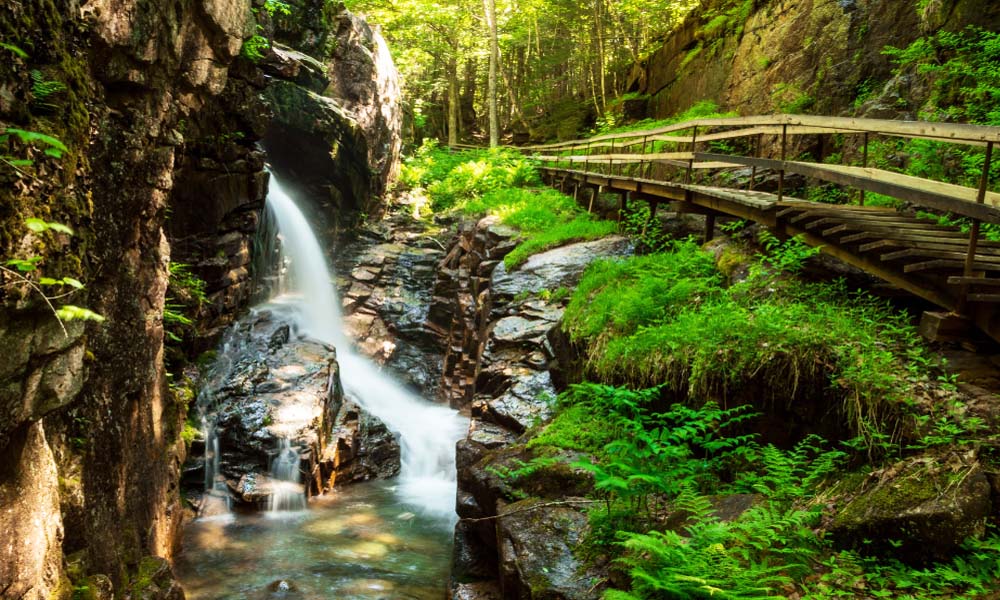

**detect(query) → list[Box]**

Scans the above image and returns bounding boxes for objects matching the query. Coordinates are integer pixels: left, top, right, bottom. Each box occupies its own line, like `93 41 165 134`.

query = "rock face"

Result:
0 0 401 596
265 0 402 233
0 0 258 595
0 422 65 600
426 218 631 597
632 0 1000 120
187 309 400 509
336 209 452 397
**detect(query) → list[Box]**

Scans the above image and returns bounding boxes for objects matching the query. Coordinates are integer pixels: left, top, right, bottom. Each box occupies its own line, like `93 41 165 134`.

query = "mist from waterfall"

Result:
265 175 467 520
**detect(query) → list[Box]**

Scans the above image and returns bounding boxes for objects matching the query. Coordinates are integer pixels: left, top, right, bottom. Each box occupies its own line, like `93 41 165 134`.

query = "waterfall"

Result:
200 412 233 518
265 175 467 520
267 438 307 512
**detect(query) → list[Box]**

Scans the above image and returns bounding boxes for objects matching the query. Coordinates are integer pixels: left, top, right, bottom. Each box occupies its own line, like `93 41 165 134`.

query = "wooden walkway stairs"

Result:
511 115 1000 343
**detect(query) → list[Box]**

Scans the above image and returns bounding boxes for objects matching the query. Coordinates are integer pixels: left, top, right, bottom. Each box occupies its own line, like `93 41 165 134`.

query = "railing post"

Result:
645 136 654 180
609 139 615 176
584 142 592 173
778 124 788 202
687 125 698 184
962 141 994 292
860 132 870 206
749 133 762 191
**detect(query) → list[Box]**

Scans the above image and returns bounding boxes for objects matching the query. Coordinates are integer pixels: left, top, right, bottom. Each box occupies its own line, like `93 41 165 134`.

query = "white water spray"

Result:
267 438 307 512
265 176 467 520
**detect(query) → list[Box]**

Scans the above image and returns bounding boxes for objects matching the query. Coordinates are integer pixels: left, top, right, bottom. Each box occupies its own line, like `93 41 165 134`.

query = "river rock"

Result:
491 236 633 304
829 451 993 562
452 581 504 600
496 499 603 600
185 309 400 509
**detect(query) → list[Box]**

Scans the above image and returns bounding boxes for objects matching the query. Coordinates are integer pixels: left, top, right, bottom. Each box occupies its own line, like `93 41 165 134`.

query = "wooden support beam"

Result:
948 276 1000 287
919 311 972 342
705 213 717 243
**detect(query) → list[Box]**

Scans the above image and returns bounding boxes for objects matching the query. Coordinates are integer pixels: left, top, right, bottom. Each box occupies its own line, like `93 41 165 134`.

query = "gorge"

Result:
4 0 1000 599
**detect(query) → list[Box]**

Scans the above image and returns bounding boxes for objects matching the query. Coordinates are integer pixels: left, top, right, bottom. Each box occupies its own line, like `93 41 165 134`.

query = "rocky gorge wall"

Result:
628 0 1000 120
0 0 400 597
423 217 632 598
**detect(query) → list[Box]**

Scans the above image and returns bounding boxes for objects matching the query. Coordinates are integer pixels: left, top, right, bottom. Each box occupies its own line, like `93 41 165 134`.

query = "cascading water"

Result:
199 418 232 517
265 175 467 519
177 173 464 598
267 438 307 512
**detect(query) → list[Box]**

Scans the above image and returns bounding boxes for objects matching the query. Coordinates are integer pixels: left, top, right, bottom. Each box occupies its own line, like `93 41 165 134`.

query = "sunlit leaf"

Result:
55 305 105 322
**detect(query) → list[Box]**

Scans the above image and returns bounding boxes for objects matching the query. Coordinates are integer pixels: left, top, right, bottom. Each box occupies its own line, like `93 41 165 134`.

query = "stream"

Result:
175 481 452 599
175 175 465 598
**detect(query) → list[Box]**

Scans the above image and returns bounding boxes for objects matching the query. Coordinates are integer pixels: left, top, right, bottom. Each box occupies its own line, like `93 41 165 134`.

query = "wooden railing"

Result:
504 113 1000 340
521 114 998 272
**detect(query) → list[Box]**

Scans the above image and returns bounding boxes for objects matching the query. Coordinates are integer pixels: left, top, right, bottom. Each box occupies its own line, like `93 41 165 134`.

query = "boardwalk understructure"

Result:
516 115 1000 342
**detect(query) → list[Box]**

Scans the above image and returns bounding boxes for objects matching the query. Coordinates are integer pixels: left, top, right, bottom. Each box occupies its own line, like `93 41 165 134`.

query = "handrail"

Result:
523 114 1000 151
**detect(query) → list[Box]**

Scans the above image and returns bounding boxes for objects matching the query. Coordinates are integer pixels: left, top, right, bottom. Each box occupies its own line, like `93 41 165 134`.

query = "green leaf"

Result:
25 218 47 232
4 128 69 154
0 42 28 59
23 218 73 235
4 257 42 272
62 277 84 289
55 305 105 323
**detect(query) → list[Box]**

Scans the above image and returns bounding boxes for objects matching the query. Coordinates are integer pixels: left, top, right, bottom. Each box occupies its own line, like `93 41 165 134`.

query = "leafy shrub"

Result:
884 27 1000 125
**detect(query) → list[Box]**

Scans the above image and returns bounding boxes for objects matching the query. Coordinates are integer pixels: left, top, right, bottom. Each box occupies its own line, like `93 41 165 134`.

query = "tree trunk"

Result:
447 52 460 146
484 0 499 147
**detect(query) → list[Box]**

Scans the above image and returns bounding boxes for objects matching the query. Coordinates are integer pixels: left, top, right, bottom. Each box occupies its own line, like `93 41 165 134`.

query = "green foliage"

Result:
504 217 617 269
0 42 29 59
2 219 103 330
884 27 1000 125
30 69 67 113
263 0 292 15
772 82 815 114
1 127 69 166
405 143 618 266
564 242 933 444
241 34 270 61
595 101 738 137
802 533 1000 599
756 230 821 273
55 305 105 323
164 262 206 345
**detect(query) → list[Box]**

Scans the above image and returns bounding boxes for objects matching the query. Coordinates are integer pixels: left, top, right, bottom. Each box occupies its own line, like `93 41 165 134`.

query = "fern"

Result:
30 69 66 113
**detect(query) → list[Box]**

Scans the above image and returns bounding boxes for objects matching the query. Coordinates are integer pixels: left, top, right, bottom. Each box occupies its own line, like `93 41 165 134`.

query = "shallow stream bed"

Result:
175 481 453 599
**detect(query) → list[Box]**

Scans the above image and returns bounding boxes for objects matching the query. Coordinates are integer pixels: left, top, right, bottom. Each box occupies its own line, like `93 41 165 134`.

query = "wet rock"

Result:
262 43 330 92
320 401 402 487
496 499 603 600
185 310 399 509
491 236 632 303
452 580 504 600
829 452 993 562
130 556 185 600
475 371 556 434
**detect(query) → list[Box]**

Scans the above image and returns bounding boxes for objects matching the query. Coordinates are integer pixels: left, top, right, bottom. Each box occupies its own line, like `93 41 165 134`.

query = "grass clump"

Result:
564 237 934 442
402 142 618 268
400 140 538 211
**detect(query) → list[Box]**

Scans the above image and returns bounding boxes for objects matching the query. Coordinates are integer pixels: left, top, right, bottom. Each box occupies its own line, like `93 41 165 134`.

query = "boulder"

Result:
496 499 603 600
491 236 633 304
829 452 993 562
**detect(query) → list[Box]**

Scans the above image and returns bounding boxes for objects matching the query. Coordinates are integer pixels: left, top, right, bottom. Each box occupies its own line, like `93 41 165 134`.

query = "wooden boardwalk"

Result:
517 114 1000 342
